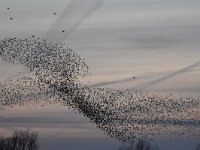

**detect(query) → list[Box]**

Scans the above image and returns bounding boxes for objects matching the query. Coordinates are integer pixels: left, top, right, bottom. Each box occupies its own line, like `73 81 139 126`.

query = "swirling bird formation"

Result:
0 37 199 144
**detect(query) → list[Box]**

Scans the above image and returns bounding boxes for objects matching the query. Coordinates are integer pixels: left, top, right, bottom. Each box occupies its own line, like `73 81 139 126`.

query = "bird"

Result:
54 12 56 15
10 17 13 20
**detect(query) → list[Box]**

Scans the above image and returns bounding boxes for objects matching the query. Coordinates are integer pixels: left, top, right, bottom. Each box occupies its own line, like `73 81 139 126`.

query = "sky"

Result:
0 0 200 149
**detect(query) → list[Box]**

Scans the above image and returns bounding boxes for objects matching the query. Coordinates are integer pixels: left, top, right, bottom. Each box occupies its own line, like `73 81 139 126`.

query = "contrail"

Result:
134 61 200 90
89 60 200 88
89 61 200 89
43 0 104 42
3 0 104 80
89 76 148 88
89 78 135 88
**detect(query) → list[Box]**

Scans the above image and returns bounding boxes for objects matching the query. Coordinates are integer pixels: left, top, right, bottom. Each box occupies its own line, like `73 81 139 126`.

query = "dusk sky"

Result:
0 0 200 149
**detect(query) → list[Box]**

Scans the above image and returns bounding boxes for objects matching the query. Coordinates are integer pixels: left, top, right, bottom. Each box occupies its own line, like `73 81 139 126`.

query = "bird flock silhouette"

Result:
0 37 199 144
1 0 200 144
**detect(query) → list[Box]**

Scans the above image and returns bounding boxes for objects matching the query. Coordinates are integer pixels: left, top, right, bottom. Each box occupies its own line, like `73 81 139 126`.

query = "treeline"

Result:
0 130 39 150
117 139 159 150
0 129 199 150
117 140 200 150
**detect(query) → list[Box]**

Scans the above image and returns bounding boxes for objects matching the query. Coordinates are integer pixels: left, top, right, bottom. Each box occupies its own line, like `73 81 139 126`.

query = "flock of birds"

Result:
0 37 199 144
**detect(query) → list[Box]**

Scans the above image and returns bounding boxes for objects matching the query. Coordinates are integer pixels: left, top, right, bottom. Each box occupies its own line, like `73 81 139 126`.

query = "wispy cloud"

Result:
88 61 200 89
43 0 104 42
89 77 135 88
89 75 150 88
134 61 200 90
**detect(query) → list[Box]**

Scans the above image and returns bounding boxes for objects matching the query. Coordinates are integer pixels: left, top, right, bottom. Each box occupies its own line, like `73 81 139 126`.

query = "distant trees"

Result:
117 139 160 150
195 143 200 150
0 130 39 150
117 144 134 150
117 140 200 150
0 129 199 150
